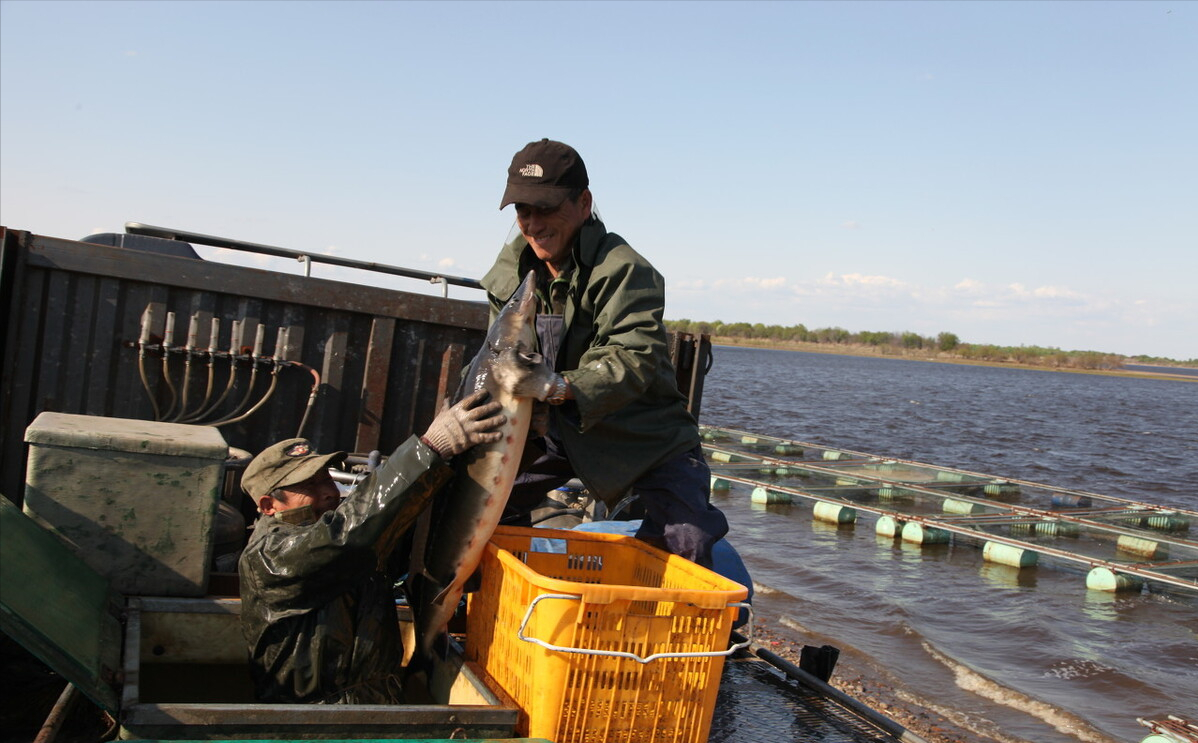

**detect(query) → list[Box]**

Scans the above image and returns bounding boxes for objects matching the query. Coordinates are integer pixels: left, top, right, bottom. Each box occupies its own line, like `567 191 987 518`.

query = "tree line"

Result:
663 319 1184 370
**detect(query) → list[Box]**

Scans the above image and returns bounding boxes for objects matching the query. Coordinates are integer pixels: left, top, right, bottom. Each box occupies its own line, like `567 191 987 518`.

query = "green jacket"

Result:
480 217 699 505
238 436 451 703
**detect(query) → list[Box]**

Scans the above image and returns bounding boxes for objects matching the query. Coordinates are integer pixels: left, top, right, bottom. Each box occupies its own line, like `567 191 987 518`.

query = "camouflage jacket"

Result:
480 216 700 505
237 436 450 703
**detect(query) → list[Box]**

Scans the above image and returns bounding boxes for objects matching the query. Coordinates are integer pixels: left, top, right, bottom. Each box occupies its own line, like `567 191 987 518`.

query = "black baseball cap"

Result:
500 139 589 210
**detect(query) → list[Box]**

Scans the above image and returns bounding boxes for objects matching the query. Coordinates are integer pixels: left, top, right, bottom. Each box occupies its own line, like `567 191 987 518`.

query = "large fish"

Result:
404 270 540 693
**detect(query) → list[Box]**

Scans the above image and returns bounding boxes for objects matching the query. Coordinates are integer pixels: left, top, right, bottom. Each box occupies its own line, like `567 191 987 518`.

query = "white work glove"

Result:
492 348 557 400
421 389 505 458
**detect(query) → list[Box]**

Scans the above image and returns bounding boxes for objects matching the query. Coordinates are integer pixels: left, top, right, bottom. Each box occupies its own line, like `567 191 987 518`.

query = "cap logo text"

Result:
519 163 544 178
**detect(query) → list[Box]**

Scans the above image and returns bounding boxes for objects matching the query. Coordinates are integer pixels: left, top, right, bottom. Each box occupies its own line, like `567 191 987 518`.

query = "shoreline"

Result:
752 621 984 743
710 338 1198 383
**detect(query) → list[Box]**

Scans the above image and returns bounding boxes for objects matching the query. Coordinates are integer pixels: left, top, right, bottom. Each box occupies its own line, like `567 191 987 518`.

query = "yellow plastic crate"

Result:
466 526 750 743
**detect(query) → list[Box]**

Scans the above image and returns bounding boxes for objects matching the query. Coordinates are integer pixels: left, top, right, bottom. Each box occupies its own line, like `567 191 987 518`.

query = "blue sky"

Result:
2 0 1194 359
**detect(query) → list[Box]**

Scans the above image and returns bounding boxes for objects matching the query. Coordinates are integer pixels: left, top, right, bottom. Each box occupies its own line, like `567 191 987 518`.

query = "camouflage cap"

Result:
241 438 346 500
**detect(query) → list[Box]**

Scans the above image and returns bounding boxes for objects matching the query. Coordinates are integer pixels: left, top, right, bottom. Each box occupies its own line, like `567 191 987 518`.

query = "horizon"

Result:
2 0 1194 359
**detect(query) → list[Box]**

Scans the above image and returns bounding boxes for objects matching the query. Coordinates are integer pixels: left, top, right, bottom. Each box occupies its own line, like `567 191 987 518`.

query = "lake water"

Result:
700 346 1198 743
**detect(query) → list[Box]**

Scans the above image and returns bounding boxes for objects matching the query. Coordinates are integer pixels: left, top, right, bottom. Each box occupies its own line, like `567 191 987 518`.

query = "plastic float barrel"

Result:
774 444 801 456
875 515 905 538
835 476 860 487
935 470 970 483
710 450 742 463
1050 493 1092 508
751 486 791 505
902 522 950 544
1139 736 1176 743
874 459 901 471
1116 535 1165 559
1035 520 1080 538
710 477 731 493
1146 514 1191 532
813 502 856 524
772 467 792 476
822 450 847 461
1086 567 1145 592
983 541 1038 568
701 430 724 442
876 486 908 501
984 480 1021 497
942 498 985 515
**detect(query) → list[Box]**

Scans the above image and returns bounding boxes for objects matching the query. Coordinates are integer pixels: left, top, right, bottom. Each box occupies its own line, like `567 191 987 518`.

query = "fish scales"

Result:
405 270 539 688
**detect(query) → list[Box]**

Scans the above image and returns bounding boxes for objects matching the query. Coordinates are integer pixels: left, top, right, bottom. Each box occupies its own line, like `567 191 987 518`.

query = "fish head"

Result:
457 271 540 401
496 270 538 345
488 270 538 355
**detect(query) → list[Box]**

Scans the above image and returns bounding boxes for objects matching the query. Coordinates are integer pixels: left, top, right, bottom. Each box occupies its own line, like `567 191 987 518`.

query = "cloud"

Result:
437 257 456 269
840 220 861 230
819 272 906 289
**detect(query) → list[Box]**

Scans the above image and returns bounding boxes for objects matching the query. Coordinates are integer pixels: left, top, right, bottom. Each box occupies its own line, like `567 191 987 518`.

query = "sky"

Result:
1 1 1195 360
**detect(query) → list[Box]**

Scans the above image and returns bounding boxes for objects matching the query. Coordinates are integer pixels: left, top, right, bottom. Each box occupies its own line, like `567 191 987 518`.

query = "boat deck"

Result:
712 648 920 743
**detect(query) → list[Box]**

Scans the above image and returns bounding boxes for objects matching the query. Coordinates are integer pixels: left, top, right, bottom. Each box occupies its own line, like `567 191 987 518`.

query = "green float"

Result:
984 479 1021 497
822 450 847 461
774 444 801 456
1086 567 1145 593
901 522 950 544
1035 520 1080 538
751 486 791 504
813 502 856 524
935 470 970 483
875 515 905 538
710 477 731 493
1146 514 1190 532
983 541 1038 568
943 498 985 515
1116 535 1165 559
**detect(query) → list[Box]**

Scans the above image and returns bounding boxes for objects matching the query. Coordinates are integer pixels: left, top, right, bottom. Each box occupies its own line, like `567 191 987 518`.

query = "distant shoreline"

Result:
709 337 1198 383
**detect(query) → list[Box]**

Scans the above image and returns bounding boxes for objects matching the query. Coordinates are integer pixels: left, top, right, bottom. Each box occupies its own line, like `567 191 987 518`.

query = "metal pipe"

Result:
126 222 483 289
33 682 80 743
181 317 220 423
210 324 265 425
170 313 200 421
291 361 321 438
754 645 931 743
137 304 162 421
159 311 178 420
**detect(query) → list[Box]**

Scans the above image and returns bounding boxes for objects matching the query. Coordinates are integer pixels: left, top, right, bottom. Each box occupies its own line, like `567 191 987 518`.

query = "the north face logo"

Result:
519 163 544 178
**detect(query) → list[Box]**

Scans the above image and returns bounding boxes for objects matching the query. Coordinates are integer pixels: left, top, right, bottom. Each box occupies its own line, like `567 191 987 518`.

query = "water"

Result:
700 346 1198 743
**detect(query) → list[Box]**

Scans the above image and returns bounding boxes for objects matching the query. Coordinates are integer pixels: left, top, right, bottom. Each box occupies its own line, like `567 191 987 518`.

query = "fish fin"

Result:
463 566 483 594
431 582 454 606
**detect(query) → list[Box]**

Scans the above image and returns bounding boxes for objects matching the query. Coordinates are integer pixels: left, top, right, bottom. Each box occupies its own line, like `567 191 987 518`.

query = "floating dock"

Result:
701 425 1198 595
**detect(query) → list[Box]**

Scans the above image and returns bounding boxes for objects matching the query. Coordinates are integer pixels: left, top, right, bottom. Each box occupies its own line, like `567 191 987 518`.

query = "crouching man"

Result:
237 389 513 704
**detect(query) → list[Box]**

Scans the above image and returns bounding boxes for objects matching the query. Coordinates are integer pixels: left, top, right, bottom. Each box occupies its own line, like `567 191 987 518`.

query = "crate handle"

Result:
516 593 754 664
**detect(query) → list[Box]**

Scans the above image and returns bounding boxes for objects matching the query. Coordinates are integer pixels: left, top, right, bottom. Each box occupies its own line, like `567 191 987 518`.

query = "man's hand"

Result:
493 348 557 400
421 389 505 458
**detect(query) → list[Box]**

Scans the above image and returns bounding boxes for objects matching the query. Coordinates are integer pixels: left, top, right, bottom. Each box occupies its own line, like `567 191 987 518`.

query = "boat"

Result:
0 223 931 742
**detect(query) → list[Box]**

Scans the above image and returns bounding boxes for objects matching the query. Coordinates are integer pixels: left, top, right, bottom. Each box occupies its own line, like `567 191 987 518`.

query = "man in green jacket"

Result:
237 389 512 704
481 138 728 567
